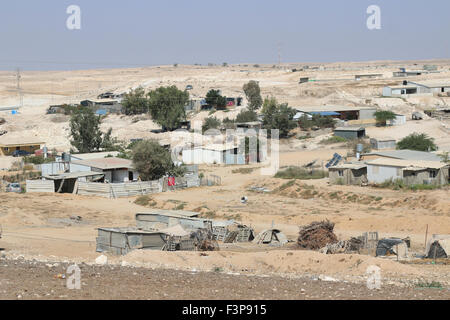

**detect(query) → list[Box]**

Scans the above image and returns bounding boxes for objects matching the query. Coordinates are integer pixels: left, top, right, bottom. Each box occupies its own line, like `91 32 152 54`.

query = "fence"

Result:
26 180 55 193
200 174 221 186
78 180 163 198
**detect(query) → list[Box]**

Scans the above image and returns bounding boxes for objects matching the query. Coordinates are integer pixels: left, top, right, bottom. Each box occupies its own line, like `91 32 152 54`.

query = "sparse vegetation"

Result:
275 167 328 180
232 167 255 174
134 195 157 207
415 281 443 289
320 136 347 144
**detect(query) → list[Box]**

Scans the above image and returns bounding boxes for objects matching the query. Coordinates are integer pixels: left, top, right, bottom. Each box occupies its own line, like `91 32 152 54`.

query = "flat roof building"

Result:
334 127 366 140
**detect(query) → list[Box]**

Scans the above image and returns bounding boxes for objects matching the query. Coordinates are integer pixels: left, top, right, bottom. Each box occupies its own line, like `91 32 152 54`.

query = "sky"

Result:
0 0 449 70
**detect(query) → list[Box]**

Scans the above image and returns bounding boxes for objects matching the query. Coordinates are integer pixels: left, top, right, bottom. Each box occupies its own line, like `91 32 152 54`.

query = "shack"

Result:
96 228 169 255
366 158 449 186
42 171 105 193
135 211 212 232
334 127 366 140
328 163 368 185
70 157 139 183
370 138 396 150
0 139 45 156
426 235 450 259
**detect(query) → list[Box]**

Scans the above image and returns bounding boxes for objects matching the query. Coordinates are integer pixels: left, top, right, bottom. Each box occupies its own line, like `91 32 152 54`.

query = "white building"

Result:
182 144 245 165
387 114 407 126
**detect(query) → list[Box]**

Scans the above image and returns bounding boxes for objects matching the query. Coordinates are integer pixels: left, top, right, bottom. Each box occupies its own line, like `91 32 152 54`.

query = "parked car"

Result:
6 183 21 193
186 85 193 90
12 150 30 157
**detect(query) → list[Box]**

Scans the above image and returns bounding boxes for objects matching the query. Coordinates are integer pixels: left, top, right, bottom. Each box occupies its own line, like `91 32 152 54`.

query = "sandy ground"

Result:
0 159 449 289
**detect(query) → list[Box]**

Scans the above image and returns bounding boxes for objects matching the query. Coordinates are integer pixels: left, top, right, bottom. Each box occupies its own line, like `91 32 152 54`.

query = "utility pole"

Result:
16 68 23 108
277 42 282 67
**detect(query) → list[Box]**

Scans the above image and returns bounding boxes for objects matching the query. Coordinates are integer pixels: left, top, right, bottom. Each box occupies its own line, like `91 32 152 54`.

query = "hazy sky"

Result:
0 0 449 70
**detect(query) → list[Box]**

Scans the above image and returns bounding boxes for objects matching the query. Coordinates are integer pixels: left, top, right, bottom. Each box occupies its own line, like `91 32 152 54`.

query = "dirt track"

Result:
0 258 448 300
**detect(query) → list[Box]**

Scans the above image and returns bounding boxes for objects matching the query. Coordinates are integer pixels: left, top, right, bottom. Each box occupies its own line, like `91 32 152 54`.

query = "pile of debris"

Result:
253 229 288 246
297 220 338 250
319 237 364 254
212 221 254 243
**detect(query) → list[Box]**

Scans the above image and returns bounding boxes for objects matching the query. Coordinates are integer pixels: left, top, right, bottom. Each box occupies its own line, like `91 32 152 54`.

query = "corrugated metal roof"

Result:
367 158 448 169
329 162 367 170
71 151 120 160
363 150 441 161
72 157 133 170
334 127 365 132
43 171 105 180
296 105 376 113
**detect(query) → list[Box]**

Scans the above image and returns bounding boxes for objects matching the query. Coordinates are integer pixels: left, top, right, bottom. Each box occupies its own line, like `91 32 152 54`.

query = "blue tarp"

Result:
310 111 341 116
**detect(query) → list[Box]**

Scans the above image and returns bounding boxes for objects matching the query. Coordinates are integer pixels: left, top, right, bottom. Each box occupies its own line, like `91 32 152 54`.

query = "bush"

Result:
275 167 328 180
236 110 258 123
320 136 347 144
374 110 396 126
24 156 55 165
397 133 438 152
132 140 185 181
202 117 221 133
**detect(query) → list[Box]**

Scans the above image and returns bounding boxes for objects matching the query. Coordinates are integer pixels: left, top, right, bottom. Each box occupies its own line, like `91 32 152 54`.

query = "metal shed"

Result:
135 211 212 232
370 138 396 150
334 127 366 140
96 228 168 255
329 163 368 185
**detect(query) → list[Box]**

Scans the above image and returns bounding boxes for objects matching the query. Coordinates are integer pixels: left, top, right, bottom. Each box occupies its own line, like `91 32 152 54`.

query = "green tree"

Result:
205 89 227 109
122 87 149 115
70 107 105 153
202 116 221 133
374 110 397 126
261 97 296 138
236 110 258 123
132 140 184 181
147 86 189 131
397 133 438 152
243 80 263 111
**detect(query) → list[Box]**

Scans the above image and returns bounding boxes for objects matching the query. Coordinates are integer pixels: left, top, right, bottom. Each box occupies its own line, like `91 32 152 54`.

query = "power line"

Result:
16 67 23 108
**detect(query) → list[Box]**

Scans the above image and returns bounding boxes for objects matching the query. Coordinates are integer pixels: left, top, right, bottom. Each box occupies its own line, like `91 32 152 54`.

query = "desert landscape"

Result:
0 61 449 300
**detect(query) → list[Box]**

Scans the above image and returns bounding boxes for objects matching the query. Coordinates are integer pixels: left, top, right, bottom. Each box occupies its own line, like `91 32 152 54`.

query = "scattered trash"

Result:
298 220 338 250
320 237 364 254
254 229 288 246
376 238 408 259
95 255 108 265
249 186 271 193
